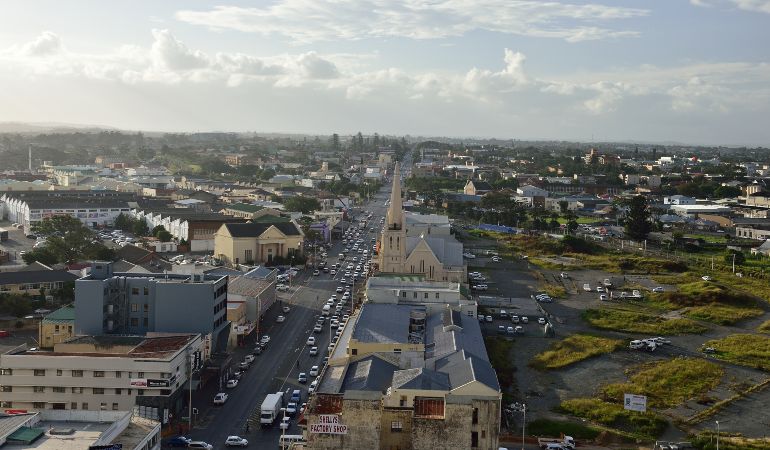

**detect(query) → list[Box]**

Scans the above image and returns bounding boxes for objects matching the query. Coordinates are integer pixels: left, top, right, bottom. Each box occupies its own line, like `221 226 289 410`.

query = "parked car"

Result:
282 306 291 313
244 354 255 363
538 318 547 325
224 436 249 447
485 315 493 323
702 275 712 281
521 316 529 324
226 379 238 388
276 315 286 323
279 416 291 430
306 336 316 346
652 287 664 293
213 392 228 405
309 365 320 376
511 315 520 323
298 372 307 383
165 436 192 447
260 335 271 345
188 441 213 450
309 346 318 356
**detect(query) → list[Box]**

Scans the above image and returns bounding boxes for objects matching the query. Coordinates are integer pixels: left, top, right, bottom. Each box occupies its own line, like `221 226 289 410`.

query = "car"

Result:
650 336 671 345
497 325 506 334
226 378 238 388
702 276 712 281
629 340 646 350
252 345 263 356
291 389 301 402
276 315 286 323
282 305 291 313
244 354 255 363
238 361 250 370
213 392 228 405
599 294 608 301
165 436 192 447
310 365 320 376
285 402 298 417
560 272 569 279
596 286 605 293
472 284 488 291
521 316 529 324
232 370 244 379
313 270 320 276
309 346 318 356
225 436 249 447
478 315 485 322
652 287 664 293
703 346 717 354
260 335 271 345
330 269 336 275
511 315 519 323
188 442 213 450
515 326 523 333
313 324 323 333
276 284 289 292
538 318 547 325
298 372 307 383
306 336 316 346
485 315 493 323
506 326 515 334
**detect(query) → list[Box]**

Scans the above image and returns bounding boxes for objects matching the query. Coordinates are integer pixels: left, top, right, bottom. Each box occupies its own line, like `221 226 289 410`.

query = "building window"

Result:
131 287 139 295
143 318 148 327
143 303 149 313
471 431 479 448
53 387 65 393
393 349 401 354
33 402 46 409
112 403 119 410
100 403 107 410
72 387 83 393
93 371 105 377
56 369 62 376
82 402 88 409
115 371 122 378
93 388 104 394
424 292 428 299
1 386 11 392
467 310 475 317
0 369 11 375
138 389 145 395
481 430 486 439
115 388 122 395
72 370 83 377
1 402 11 408
143 287 149 295
391 421 403 432
71 402 77 410
131 303 139 312
472 408 479 424
34 369 45 376
351 349 358 356
435 293 440 299
130 318 139 326
138 372 144 377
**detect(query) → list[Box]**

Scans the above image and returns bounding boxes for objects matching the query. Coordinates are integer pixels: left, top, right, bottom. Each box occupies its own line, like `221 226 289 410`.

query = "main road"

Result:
184 188 390 450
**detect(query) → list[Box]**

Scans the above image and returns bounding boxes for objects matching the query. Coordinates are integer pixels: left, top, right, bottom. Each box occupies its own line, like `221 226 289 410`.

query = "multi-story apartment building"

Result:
0 334 202 416
75 262 230 353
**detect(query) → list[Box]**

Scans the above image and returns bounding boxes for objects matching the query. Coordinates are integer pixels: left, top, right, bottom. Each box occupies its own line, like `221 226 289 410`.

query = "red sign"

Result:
4 409 29 415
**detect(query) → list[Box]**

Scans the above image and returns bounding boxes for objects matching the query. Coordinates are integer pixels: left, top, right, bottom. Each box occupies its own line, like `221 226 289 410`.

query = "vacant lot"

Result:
600 357 724 408
582 308 708 335
558 398 667 439
703 334 770 371
646 281 765 325
683 304 763 325
759 320 770 333
530 334 623 370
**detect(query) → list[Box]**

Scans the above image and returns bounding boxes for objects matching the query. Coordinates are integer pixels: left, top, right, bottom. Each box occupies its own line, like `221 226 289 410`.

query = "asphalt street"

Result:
183 188 389 450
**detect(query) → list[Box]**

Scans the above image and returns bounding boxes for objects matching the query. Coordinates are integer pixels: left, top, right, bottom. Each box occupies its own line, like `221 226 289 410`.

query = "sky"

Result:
0 0 769 146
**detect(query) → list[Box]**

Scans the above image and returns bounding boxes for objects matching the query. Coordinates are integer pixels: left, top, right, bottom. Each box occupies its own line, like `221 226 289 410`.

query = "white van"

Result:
279 434 304 448
322 305 331 316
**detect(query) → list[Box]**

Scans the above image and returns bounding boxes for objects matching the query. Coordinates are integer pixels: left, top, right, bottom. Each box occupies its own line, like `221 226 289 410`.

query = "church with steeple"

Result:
378 162 467 283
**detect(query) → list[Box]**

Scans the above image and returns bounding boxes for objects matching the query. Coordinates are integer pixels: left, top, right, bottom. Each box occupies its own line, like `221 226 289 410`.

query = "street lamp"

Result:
510 402 526 450
716 420 719 450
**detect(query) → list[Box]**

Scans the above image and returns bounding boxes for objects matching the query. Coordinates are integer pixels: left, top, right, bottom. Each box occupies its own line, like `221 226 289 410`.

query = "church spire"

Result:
387 162 403 230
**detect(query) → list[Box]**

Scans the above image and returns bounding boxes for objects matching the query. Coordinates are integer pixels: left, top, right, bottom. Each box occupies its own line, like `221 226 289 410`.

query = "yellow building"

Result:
38 306 75 349
214 221 304 266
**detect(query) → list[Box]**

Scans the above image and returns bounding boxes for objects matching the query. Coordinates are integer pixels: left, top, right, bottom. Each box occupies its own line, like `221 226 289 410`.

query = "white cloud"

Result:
6 31 65 56
175 1 648 43
690 0 770 13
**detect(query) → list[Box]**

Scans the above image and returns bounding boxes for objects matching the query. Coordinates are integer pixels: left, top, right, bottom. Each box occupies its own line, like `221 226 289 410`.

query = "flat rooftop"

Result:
352 304 425 344
22 334 195 359
22 420 110 450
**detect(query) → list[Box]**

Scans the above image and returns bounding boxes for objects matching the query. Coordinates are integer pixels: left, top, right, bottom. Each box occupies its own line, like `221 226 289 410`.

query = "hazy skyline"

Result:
0 0 769 145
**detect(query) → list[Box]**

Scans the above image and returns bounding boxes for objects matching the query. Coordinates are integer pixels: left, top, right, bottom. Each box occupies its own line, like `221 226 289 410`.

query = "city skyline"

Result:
0 0 769 146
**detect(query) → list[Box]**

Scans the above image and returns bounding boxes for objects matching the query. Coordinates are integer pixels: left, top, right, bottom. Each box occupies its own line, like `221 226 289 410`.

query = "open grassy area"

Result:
703 334 770 371
484 336 514 394
758 320 770 333
530 334 624 370
582 308 708 335
539 283 567 299
568 253 689 274
683 304 764 325
691 432 770 450
601 357 723 408
644 281 764 325
527 418 601 439
559 398 667 439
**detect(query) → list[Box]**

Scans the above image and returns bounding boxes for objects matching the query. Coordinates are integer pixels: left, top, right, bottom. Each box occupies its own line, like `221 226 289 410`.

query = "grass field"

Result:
683 304 764 325
558 398 667 439
691 433 770 450
484 336 514 394
703 334 770 371
539 284 567 299
601 357 723 408
644 281 764 325
759 320 770 333
582 308 708 335
530 334 624 370
526 418 601 439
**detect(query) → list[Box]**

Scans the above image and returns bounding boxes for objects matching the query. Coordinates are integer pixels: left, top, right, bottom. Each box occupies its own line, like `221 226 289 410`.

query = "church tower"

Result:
379 162 407 273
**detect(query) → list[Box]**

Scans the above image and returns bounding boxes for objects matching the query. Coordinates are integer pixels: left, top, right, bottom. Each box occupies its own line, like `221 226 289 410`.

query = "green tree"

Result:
624 195 652 242
133 220 149 237
32 216 95 263
725 249 745 266
151 225 166 236
156 230 173 242
22 247 58 266
284 196 321 214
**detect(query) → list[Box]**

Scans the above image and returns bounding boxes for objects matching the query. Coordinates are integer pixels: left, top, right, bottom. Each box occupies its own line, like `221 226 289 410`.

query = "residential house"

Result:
38 306 75 349
463 180 493 196
214 221 304 266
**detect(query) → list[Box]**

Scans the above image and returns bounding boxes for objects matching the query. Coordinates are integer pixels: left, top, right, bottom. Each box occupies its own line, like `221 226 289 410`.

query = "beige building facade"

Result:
214 221 304 265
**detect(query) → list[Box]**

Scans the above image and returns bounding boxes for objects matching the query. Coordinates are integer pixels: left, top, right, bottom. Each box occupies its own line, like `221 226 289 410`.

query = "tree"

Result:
32 215 95 263
151 225 166 236
133 220 149 237
156 230 173 242
22 247 58 266
624 195 652 242
725 249 745 266
284 196 321 214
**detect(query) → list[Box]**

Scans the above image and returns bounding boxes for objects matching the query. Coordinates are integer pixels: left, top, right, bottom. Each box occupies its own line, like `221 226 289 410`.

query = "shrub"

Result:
530 334 623 370
559 398 667 439
582 308 707 335
703 334 770 371
527 419 600 439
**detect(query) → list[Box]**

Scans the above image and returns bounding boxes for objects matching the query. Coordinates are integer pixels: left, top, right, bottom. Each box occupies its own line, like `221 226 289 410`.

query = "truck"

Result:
537 436 576 450
260 392 284 426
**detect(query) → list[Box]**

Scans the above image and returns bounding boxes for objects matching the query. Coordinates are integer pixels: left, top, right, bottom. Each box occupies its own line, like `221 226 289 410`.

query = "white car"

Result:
652 287 664 293
462 252 476 259
225 436 248 447
596 286 605 293
283 306 291 313
599 294 608 301
276 315 286 323
309 346 318 356
308 378 319 394
538 318 547 325
492 256 502 262
279 416 291 430
226 379 238 388
309 365 320 376
485 315 493 323
276 284 289 291
313 270 320 276
260 335 271 345
306 336 316 346
213 392 228 405
702 276 712 281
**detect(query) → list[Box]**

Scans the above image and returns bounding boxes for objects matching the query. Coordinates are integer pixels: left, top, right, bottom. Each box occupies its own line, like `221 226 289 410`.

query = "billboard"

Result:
130 378 171 388
309 414 348 434
623 393 647 412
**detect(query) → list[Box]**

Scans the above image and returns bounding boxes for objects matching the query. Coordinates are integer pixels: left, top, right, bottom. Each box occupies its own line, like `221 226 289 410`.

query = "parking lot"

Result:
0 220 38 263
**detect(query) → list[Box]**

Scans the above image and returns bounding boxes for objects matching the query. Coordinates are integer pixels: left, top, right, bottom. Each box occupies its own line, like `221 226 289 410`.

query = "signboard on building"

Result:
309 414 348 434
130 378 171 388
623 393 647 412
89 445 123 450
